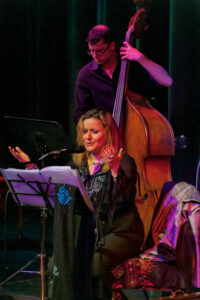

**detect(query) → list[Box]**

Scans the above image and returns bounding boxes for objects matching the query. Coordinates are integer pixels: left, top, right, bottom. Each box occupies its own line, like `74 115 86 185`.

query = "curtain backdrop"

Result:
169 0 200 184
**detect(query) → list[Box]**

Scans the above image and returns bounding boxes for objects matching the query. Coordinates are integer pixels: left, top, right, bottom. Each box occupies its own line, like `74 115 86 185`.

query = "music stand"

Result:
3 115 73 239
0 168 54 299
0 166 93 300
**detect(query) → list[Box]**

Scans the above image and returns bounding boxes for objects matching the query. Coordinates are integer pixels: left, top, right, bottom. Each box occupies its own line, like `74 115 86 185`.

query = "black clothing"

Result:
51 153 144 299
74 60 120 123
74 59 159 123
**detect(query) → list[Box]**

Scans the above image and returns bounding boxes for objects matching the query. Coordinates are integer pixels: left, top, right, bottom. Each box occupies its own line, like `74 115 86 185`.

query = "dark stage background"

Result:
0 0 200 185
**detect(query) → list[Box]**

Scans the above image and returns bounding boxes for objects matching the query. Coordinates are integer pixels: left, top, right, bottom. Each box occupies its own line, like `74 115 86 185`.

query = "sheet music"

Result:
0 168 55 208
39 166 93 211
0 166 94 211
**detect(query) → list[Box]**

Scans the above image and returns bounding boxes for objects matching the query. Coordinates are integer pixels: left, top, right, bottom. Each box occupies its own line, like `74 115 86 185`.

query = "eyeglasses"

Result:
87 43 110 56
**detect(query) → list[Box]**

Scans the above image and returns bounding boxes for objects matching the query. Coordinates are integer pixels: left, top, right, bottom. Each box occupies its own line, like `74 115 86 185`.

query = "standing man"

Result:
74 24 172 123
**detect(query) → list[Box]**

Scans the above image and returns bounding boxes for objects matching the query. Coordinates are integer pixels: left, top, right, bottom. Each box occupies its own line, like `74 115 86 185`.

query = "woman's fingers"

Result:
8 146 30 163
102 145 116 160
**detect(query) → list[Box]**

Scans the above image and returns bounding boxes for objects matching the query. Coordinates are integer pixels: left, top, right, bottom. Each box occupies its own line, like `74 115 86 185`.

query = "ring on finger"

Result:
109 155 114 159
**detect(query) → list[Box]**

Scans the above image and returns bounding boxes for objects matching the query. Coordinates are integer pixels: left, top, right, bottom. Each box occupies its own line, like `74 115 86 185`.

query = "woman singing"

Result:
9 109 144 300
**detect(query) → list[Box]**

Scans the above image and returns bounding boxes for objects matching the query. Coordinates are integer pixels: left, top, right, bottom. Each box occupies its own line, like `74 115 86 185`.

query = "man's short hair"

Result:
86 25 113 45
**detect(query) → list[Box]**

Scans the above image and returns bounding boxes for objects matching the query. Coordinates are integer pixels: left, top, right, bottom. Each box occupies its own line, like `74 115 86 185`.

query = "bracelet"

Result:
26 163 38 170
112 174 117 178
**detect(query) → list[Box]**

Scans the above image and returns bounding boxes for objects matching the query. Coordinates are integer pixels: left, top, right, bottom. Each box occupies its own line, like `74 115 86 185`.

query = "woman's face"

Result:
82 117 107 154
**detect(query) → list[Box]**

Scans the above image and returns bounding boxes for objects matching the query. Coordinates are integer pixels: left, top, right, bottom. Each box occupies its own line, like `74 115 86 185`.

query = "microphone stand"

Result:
38 149 68 162
36 147 85 167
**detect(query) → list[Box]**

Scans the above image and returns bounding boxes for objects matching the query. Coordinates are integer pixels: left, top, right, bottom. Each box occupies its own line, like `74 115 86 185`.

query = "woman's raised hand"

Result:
101 145 123 178
8 146 31 163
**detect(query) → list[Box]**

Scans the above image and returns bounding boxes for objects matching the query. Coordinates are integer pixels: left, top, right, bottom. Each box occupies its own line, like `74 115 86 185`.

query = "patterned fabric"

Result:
78 161 107 210
112 181 200 293
112 257 156 289
145 181 200 288
112 257 184 291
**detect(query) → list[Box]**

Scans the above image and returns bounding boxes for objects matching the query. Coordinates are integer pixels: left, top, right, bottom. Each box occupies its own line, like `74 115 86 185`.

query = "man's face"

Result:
88 39 114 65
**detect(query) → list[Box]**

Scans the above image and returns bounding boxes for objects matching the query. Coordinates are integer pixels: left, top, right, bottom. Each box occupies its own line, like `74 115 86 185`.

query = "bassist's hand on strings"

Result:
120 41 143 62
120 41 172 87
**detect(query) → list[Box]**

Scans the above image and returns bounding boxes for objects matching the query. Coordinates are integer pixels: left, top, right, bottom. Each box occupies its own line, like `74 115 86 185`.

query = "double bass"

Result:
113 5 175 241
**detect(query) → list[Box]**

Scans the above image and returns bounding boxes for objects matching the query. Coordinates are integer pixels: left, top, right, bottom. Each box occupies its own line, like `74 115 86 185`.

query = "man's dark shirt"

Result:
74 59 159 123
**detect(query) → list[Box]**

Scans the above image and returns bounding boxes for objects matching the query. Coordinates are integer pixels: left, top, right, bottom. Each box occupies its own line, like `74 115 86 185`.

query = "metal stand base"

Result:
0 207 48 300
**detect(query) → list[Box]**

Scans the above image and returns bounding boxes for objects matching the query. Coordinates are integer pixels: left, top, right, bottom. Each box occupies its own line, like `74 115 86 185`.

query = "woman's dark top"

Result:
51 153 144 300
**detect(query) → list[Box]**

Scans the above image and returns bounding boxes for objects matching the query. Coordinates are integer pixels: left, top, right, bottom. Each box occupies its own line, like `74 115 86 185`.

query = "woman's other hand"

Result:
102 145 123 178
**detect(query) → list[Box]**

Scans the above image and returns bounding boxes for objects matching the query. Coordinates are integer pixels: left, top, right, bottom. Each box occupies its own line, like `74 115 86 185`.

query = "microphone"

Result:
38 146 85 161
